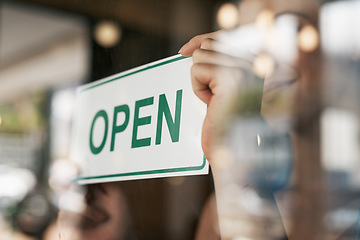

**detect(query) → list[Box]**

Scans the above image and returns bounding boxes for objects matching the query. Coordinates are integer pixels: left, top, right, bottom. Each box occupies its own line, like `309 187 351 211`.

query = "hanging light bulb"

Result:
298 24 319 52
217 3 239 29
94 20 122 48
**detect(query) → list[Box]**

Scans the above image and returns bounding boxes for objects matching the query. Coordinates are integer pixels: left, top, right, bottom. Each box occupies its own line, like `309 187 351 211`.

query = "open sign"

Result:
70 55 208 184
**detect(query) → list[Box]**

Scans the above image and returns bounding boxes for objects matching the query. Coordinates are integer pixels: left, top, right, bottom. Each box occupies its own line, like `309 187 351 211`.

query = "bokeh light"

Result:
298 24 319 52
255 9 275 29
94 20 122 48
48 159 79 193
253 53 275 78
217 3 239 29
0 165 36 201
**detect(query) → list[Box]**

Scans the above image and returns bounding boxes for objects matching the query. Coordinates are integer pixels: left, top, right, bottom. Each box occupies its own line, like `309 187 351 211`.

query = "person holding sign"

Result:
180 30 293 240
179 30 240 166
58 30 277 240
180 31 260 240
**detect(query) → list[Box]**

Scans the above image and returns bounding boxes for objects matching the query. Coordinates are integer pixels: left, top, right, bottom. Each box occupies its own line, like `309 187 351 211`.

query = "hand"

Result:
57 183 134 240
179 32 252 164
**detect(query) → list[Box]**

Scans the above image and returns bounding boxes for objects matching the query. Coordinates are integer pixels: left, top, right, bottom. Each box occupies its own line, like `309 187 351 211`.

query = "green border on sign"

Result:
75 55 207 182
81 55 188 92
75 156 207 181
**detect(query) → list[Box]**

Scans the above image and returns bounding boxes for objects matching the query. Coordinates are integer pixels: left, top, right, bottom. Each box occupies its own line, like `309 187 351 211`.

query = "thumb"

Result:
178 31 221 57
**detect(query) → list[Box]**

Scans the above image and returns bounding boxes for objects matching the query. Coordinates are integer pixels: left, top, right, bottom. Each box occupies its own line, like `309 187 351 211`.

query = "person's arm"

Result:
180 31 249 240
179 31 265 240
179 31 249 165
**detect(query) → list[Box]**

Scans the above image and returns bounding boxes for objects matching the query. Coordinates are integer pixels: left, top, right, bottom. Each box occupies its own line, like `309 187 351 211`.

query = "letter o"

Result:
89 110 109 154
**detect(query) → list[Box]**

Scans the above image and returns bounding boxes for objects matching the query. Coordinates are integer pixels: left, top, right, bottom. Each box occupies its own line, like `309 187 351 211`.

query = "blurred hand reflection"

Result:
58 182 136 240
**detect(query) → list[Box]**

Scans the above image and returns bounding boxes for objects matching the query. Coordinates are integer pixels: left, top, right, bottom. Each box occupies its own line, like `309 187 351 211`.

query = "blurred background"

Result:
0 0 359 239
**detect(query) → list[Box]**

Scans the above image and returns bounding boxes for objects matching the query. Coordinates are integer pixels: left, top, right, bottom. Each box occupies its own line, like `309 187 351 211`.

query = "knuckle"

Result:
191 63 203 78
200 38 214 49
192 48 202 60
190 64 198 74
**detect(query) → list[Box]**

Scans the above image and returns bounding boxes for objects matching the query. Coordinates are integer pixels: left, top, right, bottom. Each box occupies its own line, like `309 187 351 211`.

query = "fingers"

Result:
181 31 249 162
188 37 249 105
191 63 243 105
192 48 252 70
191 62 244 162
190 63 214 105
178 31 221 56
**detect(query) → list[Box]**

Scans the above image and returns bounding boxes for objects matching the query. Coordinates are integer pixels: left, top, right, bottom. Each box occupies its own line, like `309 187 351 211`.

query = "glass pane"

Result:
1 1 360 240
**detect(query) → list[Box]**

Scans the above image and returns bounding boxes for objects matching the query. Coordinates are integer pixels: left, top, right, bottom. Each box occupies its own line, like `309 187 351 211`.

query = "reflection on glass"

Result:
94 21 122 48
217 3 239 30
297 24 319 53
256 10 275 29
253 53 275 78
1 0 360 239
214 118 291 239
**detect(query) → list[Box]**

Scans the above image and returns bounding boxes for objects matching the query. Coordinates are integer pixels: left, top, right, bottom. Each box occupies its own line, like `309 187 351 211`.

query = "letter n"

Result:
156 89 182 145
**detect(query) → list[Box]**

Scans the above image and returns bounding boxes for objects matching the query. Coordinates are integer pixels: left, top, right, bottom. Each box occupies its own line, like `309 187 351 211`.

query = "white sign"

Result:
70 55 208 184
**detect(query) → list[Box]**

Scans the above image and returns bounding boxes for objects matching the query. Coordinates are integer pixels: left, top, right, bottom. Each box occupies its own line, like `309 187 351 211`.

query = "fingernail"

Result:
178 43 188 54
